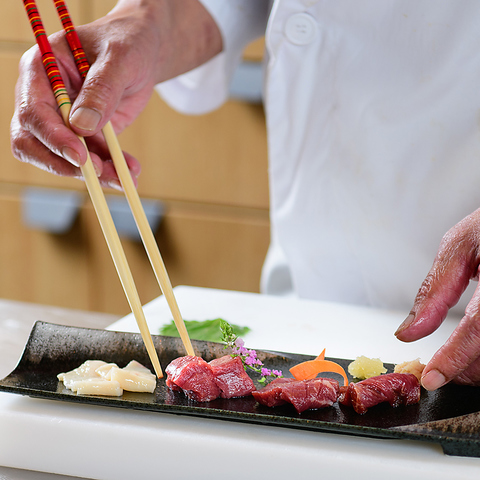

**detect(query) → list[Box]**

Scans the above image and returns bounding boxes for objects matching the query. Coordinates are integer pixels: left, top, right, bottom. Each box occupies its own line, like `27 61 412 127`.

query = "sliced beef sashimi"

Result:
252 378 296 408
209 355 256 398
253 377 340 413
279 378 340 413
165 355 220 402
339 372 420 414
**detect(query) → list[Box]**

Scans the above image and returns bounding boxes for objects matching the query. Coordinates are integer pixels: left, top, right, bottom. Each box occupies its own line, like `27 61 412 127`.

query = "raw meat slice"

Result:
252 378 296 407
253 377 340 413
279 378 340 413
339 372 420 414
209 355 256 398
166 356 220 402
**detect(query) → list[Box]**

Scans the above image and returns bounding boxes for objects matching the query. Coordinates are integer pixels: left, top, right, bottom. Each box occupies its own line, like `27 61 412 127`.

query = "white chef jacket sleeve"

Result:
155 0 269 115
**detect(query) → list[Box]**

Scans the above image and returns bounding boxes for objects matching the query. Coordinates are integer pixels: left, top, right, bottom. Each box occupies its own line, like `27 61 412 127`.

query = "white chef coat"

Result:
156 0 480 313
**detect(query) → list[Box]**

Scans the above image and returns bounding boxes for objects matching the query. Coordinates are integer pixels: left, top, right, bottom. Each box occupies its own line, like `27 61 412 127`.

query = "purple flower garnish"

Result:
220 319 283 384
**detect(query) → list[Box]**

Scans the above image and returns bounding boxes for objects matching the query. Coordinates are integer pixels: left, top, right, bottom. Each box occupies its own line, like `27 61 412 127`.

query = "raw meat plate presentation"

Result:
58 319 424 415
165 354 421 414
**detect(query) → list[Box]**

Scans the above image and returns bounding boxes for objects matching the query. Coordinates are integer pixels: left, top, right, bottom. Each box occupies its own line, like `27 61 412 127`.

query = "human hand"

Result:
10 0 221 189
395 208 480 389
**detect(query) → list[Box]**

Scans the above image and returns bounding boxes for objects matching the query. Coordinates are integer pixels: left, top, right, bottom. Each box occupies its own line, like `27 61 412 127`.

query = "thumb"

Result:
68 57 128 136
69 105 103 135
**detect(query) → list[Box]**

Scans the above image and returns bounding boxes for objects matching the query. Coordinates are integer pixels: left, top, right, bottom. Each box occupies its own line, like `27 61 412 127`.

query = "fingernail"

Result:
92 162 102 177
421 369 446 391
395 313 415 336
70 107 101 132
61 146 80 167
109 179 123 191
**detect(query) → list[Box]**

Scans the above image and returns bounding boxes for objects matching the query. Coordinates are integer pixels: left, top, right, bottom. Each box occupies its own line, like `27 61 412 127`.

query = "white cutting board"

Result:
0 286 479 480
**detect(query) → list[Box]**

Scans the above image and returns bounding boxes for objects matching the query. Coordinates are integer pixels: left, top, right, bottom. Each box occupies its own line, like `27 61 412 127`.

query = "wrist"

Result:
169 0 223 77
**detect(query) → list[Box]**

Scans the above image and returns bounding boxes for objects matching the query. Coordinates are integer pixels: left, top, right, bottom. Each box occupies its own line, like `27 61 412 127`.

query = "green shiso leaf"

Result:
159 318 250 343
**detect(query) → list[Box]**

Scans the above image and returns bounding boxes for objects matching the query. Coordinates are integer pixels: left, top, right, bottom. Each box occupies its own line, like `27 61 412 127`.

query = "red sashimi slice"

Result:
209 355 256 398
253 377 340 413
339 373 420 414
166 356 220 402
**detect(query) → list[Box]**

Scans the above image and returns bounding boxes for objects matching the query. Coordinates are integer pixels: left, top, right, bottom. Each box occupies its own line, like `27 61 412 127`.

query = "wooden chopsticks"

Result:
51 0 195 358
21 0 194 377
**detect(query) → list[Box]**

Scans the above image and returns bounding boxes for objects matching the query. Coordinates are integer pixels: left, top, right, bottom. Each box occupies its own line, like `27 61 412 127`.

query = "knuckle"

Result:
412 272 443 312
416 273 436 301
10 120 31 163
440 217 480 264
15 100 35 128
10 135 28 163
105 37 131 58
461 314 480 349
83 75 113 101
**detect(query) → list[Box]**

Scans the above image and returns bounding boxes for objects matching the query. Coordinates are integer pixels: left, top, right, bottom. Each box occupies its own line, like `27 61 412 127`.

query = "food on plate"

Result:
102 360 157 393
166 356 221 402
339 373 421 414
58 360 156 396
165 355 256 401
220 319 283 384
58 360 122 396
165 348 422 415
347 355 387 380
289 354 348 386
166 320 281 402
252 377 340 413
394 358 426 381
165 324 422 416
160 318 250 343
209 355 256 398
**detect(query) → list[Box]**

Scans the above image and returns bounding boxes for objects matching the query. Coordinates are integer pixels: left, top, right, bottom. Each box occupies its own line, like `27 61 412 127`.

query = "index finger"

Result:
12 45 87 167
395 215 480 342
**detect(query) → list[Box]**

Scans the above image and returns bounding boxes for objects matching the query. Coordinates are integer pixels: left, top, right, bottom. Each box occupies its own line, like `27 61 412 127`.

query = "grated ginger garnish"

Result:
394 358 426 382
348 355 387 380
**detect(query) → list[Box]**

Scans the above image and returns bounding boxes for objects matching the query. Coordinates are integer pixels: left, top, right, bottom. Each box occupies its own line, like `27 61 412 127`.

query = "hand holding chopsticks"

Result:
51 0 195 358
21 0 195 376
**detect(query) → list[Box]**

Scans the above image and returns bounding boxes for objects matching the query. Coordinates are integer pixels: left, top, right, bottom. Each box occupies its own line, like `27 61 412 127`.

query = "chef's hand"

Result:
395 208 480 389
10 0 221 189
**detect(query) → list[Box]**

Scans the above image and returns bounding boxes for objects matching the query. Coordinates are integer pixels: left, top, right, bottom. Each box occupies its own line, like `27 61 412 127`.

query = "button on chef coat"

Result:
284 13 317 45
156 0 480 313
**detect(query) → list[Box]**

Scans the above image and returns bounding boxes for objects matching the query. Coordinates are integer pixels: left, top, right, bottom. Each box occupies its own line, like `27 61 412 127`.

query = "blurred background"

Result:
0 1 269 315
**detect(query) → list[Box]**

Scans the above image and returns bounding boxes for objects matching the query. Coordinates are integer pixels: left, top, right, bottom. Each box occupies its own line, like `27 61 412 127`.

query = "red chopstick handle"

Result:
23 0 71 110
52 0 90 79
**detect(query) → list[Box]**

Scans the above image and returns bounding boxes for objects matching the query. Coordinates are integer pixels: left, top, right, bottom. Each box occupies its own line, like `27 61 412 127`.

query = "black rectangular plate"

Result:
1 321 480 457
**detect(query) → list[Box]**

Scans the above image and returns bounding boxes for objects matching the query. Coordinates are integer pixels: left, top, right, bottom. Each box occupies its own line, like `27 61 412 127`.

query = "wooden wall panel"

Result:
81 198 270 314
91 1 116 19
0 187 158 315
0 52 23 185
81 200 160 314
154 203 270 293
0 188 89 310
0 1 86 43
243 38 265 61
119 95 269 209
0 187 269 315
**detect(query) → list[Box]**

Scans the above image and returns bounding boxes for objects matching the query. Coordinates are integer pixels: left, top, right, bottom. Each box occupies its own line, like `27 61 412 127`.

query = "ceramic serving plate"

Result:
1 321 480 457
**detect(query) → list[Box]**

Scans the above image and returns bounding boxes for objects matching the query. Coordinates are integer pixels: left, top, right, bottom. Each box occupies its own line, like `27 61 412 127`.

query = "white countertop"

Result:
0 287 479 480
